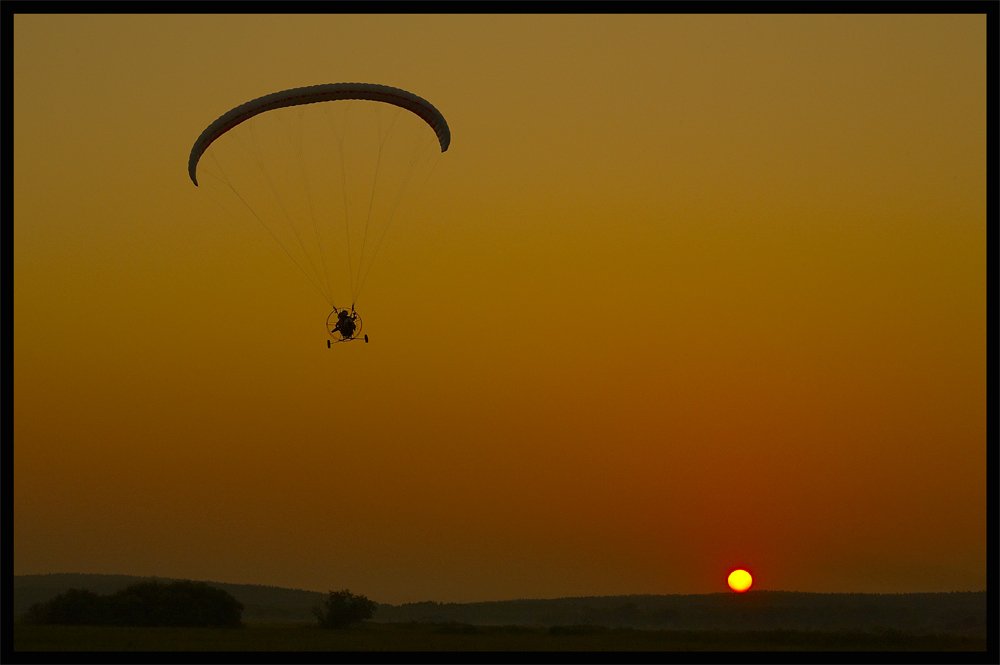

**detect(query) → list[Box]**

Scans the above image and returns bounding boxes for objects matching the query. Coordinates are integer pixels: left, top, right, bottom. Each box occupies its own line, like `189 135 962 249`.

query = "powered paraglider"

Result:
188 83 450 346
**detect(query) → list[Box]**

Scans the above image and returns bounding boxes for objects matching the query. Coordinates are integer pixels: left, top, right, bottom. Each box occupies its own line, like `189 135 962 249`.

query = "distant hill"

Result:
376 591 987 636
13 574 986 636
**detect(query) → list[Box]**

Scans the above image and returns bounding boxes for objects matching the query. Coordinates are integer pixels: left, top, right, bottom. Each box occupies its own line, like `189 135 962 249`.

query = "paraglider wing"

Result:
188 82 450 186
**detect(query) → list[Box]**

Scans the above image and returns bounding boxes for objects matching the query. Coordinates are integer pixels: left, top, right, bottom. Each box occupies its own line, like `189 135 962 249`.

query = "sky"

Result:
13 12 987 604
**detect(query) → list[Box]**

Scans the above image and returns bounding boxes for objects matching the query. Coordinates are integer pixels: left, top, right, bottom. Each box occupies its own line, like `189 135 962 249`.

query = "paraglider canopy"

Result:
188 82 450 186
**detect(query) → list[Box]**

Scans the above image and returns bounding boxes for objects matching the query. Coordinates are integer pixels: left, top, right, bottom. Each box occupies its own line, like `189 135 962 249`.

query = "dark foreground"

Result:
13 621 986 652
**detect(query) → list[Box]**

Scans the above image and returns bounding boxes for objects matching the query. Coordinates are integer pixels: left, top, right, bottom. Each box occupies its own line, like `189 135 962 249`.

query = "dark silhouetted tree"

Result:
312 589 378 628
22 588 105 625
21 580 243 627
105 580 243 627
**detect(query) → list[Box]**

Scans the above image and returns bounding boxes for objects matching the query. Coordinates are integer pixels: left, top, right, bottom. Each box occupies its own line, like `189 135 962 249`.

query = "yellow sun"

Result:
727 569 753 593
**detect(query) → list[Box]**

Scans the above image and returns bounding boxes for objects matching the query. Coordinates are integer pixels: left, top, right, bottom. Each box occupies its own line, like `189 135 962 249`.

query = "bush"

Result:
313 589 378 628
22 580 243 627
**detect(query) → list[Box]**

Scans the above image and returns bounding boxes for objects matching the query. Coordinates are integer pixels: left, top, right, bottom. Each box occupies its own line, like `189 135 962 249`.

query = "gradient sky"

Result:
13 13 986 604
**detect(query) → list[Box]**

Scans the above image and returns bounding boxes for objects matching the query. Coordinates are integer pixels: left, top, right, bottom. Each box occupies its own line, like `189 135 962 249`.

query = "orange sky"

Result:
13 12 987 604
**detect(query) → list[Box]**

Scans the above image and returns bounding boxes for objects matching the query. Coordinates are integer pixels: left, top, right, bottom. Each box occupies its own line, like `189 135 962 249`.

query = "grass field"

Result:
12 621 987 652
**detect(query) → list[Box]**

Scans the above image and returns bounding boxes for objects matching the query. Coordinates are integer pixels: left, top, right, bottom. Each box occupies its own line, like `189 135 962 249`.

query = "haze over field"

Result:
13 12 986 605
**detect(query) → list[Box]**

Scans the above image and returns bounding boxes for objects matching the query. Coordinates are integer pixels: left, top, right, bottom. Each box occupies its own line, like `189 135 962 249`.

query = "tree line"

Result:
22 580 244 627
22 580 377 629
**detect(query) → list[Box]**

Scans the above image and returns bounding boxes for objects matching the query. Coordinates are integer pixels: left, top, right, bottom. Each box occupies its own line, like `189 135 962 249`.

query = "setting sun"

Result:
728 569 753 593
